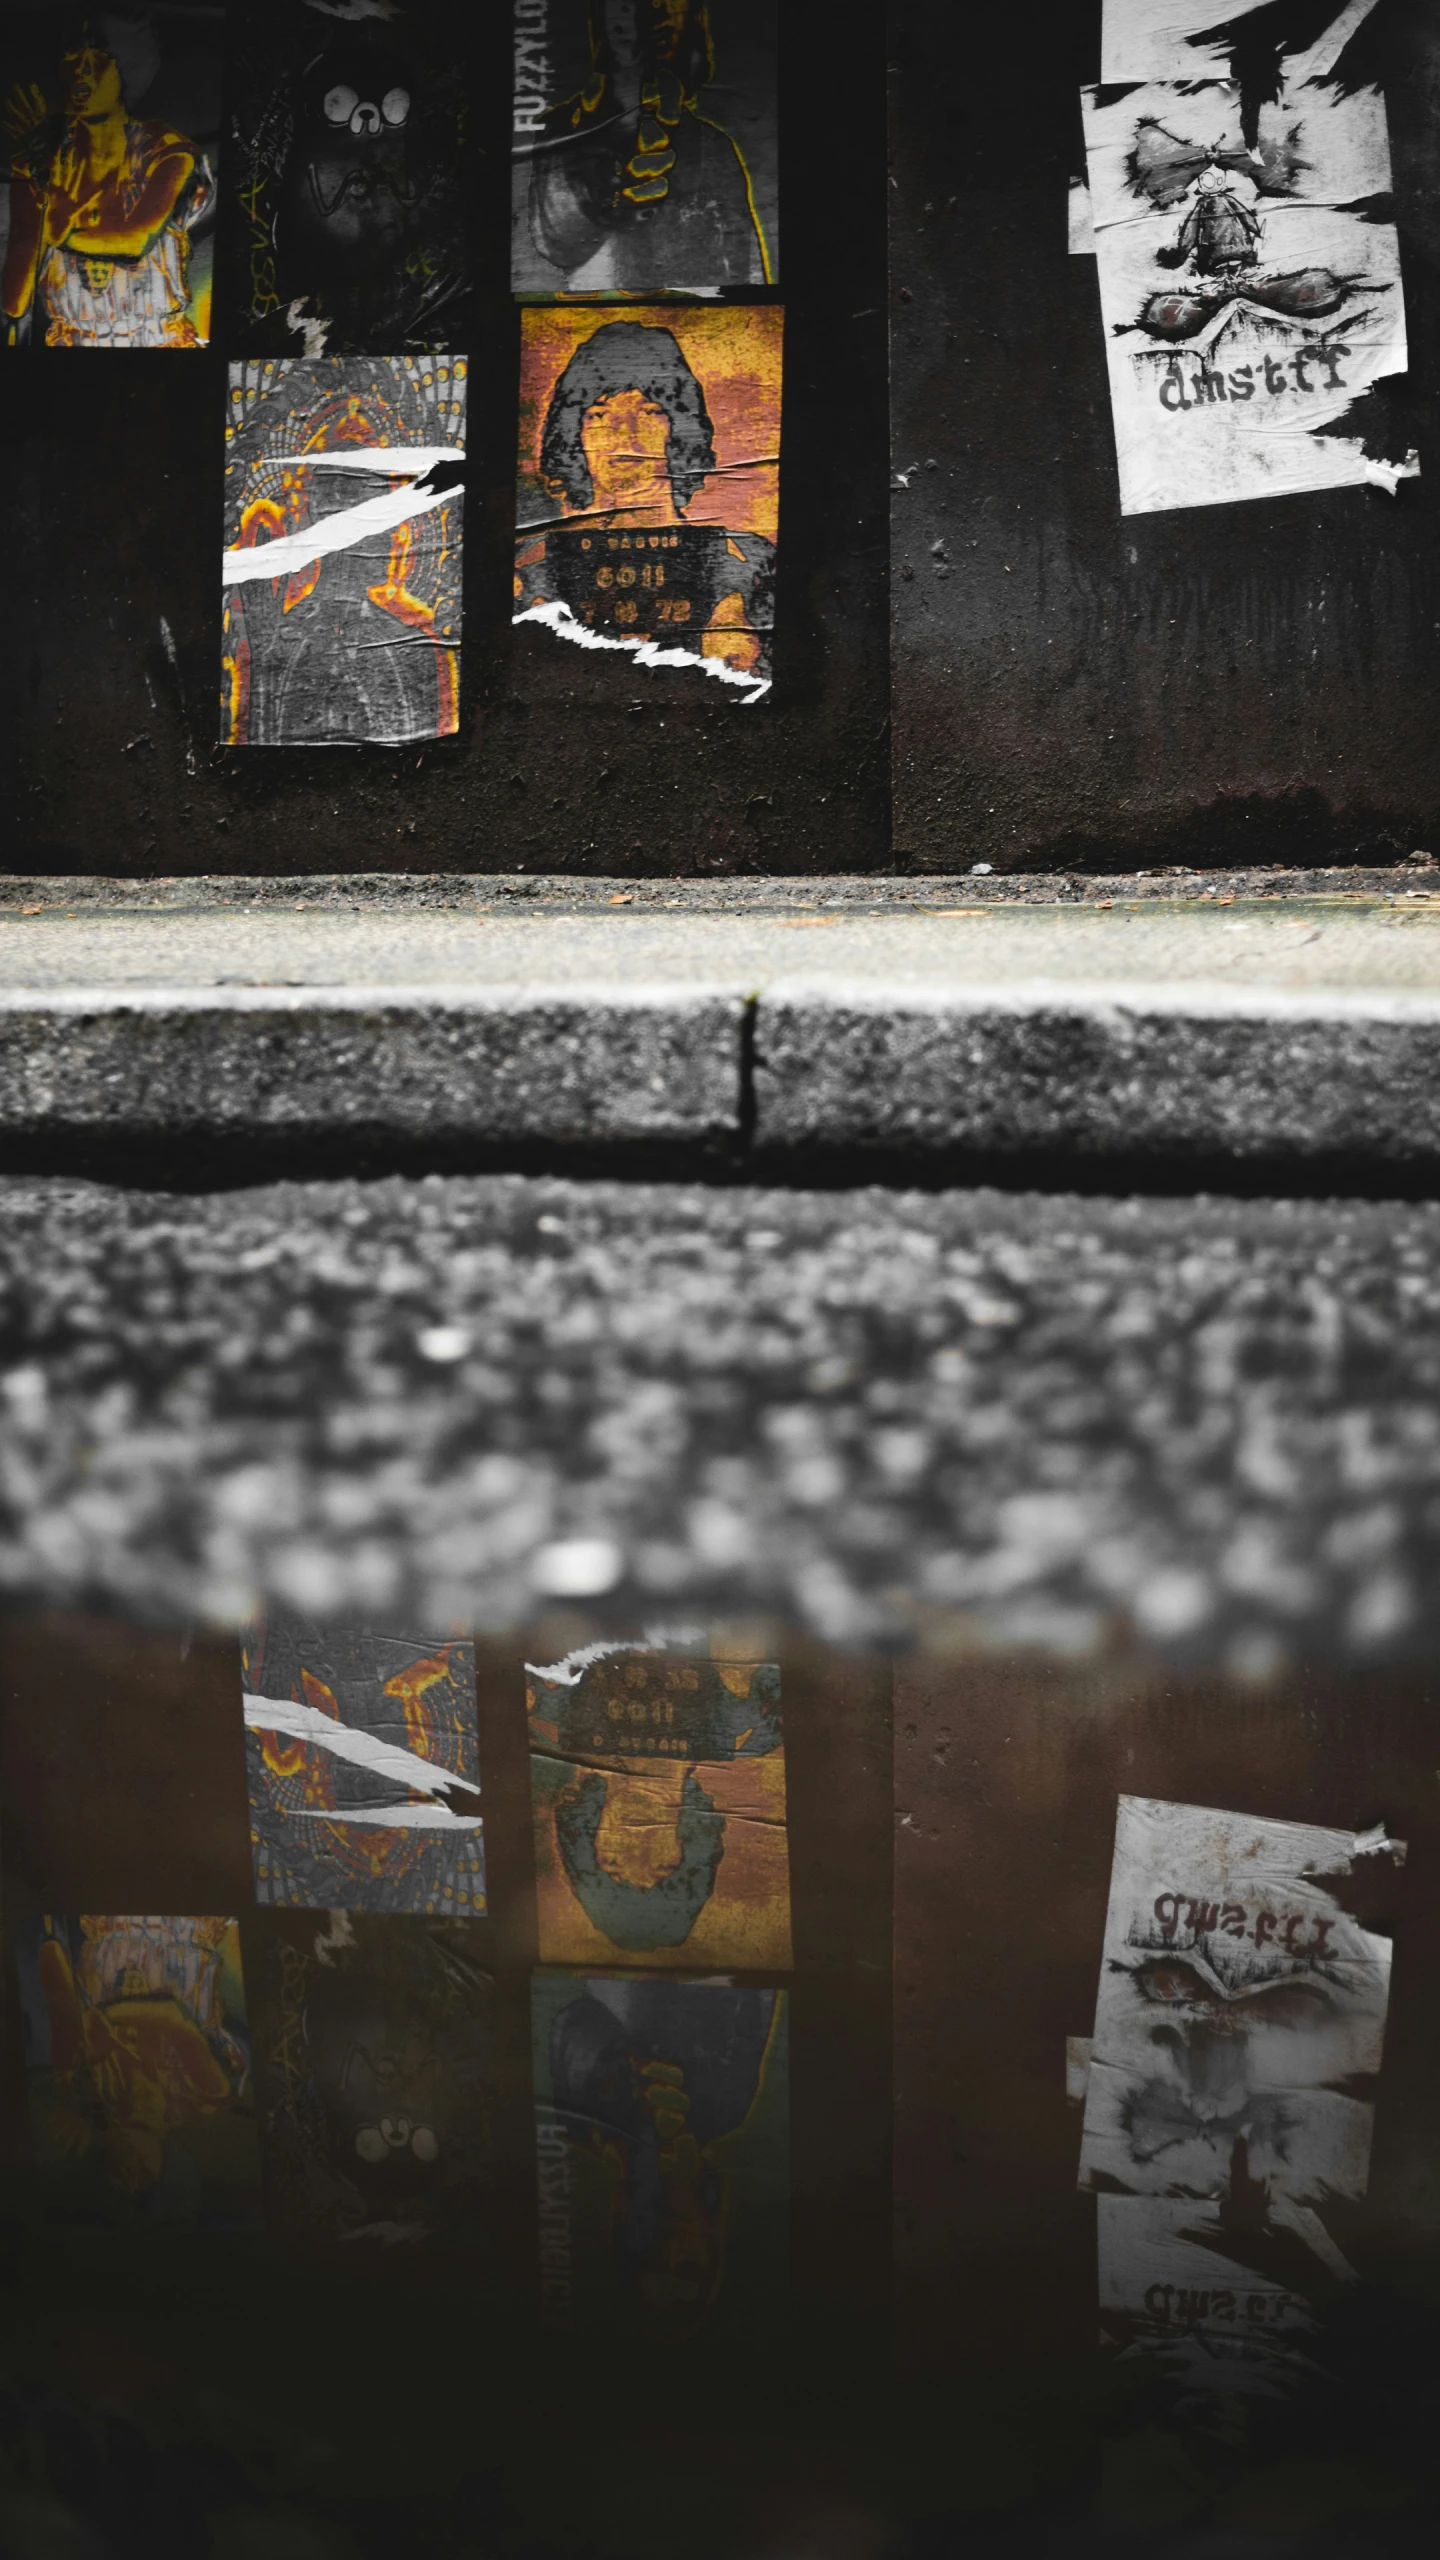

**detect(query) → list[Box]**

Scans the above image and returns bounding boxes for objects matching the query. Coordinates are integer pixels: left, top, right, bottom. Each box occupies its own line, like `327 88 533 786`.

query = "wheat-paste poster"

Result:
514 302 780 700
511 0 777 295
221 355 466 747
527 1639 791 1970
1082 46 1413 515
1 5 221 348
241 1611 485 1915
227 0 469 357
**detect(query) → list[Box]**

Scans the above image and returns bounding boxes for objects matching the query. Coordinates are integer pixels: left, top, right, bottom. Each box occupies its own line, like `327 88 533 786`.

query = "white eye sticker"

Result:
323 83 359 124
354 2125 388 2163
381 87 410 127
411 2126 439 2162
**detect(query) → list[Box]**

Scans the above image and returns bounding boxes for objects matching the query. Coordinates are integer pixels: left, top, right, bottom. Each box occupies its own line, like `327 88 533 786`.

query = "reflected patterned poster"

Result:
514 302 780 701
226 0 470 357
534 1971 789 2336
220 355 466 747
248 1912 493 2257
511 0 777 295
1 4 222 347
526 1639 791 1970
12 1914 259 2228
241 1611 485 1916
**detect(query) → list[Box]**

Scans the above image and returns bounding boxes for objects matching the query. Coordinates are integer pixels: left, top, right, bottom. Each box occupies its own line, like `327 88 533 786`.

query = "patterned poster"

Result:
247 1912 493 2256
226 0 469 357
1 5 221 347
1082 46 1413 516
241 1612 485 1916
514 302 781 701
1078 1796 1400 2208
220 355 466 747
527 1640 791 1970
12 1914 259 2227
533 1972 788 2336
511 0 777 295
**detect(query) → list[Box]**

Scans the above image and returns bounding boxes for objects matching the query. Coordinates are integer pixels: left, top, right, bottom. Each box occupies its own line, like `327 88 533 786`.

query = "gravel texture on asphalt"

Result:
0 1174 1436 1671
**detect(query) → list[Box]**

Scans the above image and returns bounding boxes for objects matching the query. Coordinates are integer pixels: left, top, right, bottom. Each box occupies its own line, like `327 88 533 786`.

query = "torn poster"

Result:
514 302 780 700
248 1912 493 2256
241 1611 485 1915
220 355 465 746
533 1971 789 2336
1100 2 1382 89
1096 2194 1340 2411
1081 55 1414 515
527 1637 791 1970
1078 1795 1402 2210
227 0 469 357
1 4 221 347
12 1914 259 2227
511 0 777 295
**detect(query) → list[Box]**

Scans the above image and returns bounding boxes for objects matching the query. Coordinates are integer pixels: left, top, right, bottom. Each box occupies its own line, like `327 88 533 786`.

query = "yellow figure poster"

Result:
527 1639 792 1971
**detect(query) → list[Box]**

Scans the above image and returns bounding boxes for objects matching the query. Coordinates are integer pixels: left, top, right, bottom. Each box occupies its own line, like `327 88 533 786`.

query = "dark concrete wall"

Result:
889 0 1440 871
0 5 889 877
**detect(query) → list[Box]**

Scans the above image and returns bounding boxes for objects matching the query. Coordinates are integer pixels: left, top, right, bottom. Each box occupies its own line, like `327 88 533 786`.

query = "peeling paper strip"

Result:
1068 179 1096 257
1082 68 1413 518
223 478 462 587
243 1694 479 1798
1098 3 1368 86
1078 1795 1402 2208
292 1802 484 1831
513 599 769 703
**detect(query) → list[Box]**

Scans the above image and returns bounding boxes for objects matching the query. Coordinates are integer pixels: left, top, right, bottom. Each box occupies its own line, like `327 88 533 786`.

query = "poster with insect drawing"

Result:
1082 35 1413 515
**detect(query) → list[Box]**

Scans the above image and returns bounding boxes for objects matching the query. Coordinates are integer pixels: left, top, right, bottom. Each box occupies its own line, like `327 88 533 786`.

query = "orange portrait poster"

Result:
527 1638 792 1972
514 301 782 701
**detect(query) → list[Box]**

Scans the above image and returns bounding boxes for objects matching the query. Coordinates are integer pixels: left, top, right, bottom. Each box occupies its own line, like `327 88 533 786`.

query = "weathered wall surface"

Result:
0 8 888 876
890 1 1440 870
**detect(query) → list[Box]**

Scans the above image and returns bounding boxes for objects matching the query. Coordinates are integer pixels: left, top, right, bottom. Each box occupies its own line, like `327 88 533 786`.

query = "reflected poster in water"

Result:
533 1971 788 2337
240 1613 486 1916
526 1640 791 1969
247 1912 493 2257
12 1914 259 2229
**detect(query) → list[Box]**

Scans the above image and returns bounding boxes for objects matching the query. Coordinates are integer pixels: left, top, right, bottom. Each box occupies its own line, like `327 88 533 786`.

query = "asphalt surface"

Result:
1 1174 1436 1672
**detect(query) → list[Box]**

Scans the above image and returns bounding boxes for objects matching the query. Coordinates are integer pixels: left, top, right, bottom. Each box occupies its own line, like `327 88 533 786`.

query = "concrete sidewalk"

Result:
7 877 1440 1160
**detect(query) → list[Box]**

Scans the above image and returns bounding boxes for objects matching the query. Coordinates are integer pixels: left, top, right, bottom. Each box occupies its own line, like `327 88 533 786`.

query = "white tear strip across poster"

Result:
1082 61 1414 515
1099 2 1381 88
1078 1795 1402 2208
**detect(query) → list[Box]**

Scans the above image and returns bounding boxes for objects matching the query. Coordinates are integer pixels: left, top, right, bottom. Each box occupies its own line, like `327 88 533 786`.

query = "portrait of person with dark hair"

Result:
514 307 781 693
2 10 218 346
512 0 776 294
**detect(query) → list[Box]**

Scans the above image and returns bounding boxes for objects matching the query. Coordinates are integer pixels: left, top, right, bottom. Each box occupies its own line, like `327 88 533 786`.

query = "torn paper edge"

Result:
512 598 770 704
525 1629 710 1685
1068 177 1096 256
291 1801 484 1830
243 1692 480 1799
1066 2034 1094 2103
223 477 463 587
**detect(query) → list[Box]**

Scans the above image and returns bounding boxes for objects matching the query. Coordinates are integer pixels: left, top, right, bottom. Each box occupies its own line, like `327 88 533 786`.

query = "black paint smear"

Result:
1193 1 1396 147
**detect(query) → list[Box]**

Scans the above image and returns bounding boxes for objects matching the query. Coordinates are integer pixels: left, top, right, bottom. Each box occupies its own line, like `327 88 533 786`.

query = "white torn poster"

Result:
1099 2 1381 87
1097 2195 1327 2404
1078 1795 1401 2208
1082 62 1413 515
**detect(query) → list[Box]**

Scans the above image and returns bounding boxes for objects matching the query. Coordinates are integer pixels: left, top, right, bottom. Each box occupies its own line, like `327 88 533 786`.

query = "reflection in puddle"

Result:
0 1611 1436 2554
